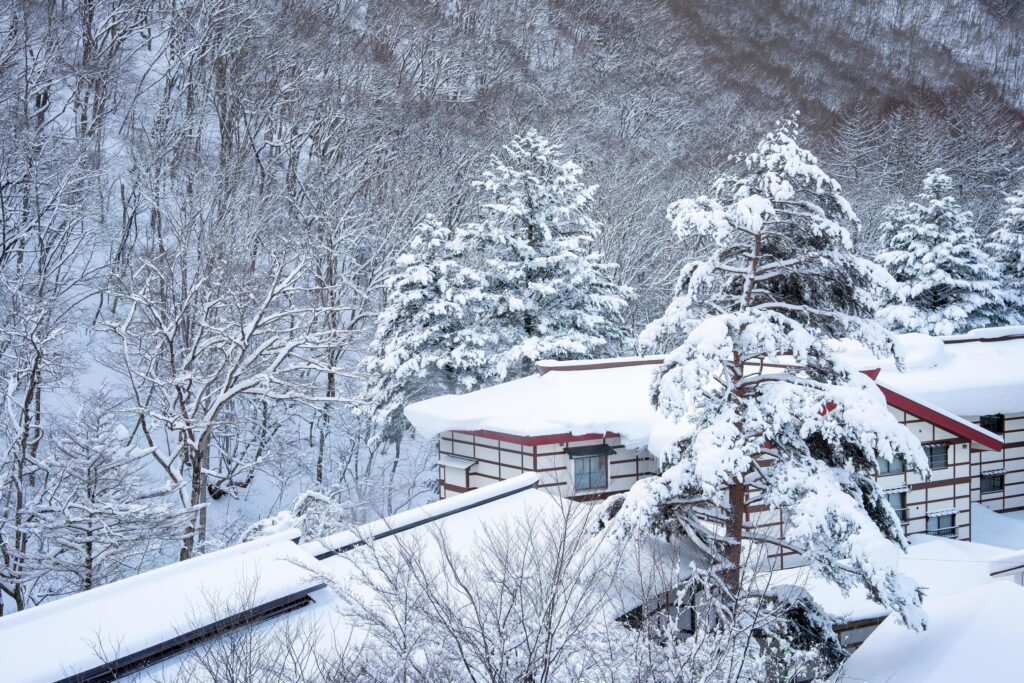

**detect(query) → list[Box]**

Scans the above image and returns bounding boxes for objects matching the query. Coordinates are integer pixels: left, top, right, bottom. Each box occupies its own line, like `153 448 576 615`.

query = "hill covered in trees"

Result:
2 0 1022 611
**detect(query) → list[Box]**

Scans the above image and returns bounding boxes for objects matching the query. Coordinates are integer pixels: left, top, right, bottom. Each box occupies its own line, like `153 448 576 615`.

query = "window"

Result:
885 491 908 523
980 414 1006 434
981 474 1005 494
927 514 957 538
924 443 949 470
568 444 612 492
573 454 607 491
876 456 905 476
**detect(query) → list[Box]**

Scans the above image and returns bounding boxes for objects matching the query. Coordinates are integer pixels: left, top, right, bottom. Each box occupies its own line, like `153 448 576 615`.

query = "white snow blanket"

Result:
404 361 673 448
835 580 1024 682
837 328 1024 416
0 532 322 683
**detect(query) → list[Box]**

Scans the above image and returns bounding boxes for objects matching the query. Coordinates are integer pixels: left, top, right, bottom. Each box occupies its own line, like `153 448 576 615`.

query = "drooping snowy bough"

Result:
606 117 930 676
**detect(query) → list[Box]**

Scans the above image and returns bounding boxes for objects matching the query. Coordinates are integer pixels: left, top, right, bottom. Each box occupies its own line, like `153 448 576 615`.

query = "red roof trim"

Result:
877 385 1004 452
454 429 618 447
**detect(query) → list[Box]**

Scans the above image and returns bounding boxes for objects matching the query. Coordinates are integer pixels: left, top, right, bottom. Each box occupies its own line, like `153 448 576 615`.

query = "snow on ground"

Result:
0 531 322 683
835 329 1024 416
834 581 1024 682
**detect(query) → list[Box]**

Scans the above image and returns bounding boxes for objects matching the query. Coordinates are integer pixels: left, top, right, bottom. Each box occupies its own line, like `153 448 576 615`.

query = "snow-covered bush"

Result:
44 388 190 593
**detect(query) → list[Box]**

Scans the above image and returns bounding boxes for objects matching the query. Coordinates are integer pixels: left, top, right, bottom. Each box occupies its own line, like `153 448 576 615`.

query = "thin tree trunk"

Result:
724 481 745 595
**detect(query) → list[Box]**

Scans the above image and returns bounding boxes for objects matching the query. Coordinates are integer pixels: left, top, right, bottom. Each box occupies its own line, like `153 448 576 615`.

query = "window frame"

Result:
980 473 1005 494
568 444 613 493
923 443 949 470
926 513 957 538
573 453 608 492
885 491 908 523
876 455 906 476
980 414 1006 434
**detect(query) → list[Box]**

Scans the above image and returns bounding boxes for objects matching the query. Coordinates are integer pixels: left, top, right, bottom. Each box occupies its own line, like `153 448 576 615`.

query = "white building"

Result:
406 328 1022 562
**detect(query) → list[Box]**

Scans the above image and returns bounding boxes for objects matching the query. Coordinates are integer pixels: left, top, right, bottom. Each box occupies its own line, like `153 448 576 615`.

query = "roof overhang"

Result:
876 381 1004 452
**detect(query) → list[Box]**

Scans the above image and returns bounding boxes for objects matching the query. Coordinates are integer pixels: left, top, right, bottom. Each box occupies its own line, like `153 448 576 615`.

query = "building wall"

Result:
968 412 1024 513
437 411 1020 566
437 431 658 500
884 405 973 541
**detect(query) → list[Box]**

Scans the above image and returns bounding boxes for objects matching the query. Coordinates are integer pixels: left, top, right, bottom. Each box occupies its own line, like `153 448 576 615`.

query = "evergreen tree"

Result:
876 169 1010 335
987 188 1024 322
45 388 188 593
360 216 490 452
462 130 631 380
607 117 928 675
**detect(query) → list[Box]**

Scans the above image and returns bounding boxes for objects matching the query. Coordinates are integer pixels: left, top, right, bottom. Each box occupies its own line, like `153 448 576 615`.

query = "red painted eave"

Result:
876 384 1004 452
452 429 618 447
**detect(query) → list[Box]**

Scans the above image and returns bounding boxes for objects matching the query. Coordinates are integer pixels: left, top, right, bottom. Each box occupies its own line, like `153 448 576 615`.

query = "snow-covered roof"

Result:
404 358 671 448
0 531 323 683
0 475 692 682
767 534 1020 625
970 502 1024 550
834 581 1024 682
837 327 1024 416
406 332 1016 450
315 473 694 624
303 473 542 558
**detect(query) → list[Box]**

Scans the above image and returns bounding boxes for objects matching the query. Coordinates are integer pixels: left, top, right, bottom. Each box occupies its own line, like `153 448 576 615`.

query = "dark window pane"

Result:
927 514 956 538
981 474 1004 494
925 444 949 469
575 454 607 491
980 414 1006 434
885 492 908 522
877 456 906 475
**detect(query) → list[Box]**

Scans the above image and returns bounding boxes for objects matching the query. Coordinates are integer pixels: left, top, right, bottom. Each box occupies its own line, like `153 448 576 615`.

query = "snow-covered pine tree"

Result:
360 216 490 455
462 130 631 380
44 388 189 593
987 188 1024 322
876 169 1010 335
606 117 929 675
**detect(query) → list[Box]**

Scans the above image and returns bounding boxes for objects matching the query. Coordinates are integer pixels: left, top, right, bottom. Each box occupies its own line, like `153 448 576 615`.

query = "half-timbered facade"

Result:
406 328 1024 562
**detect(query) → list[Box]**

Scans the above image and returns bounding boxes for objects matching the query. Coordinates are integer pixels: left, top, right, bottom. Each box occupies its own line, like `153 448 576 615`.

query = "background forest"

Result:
2 0 1023 612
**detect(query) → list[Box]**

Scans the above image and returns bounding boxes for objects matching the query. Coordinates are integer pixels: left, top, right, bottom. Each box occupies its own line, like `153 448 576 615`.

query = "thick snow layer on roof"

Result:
970 502 1024 550
0 531 322 683
404 360 672 448
768 535 1016 624
303 473 542 558
835 581 1024 683
317 475 695 626
836 328 1024 416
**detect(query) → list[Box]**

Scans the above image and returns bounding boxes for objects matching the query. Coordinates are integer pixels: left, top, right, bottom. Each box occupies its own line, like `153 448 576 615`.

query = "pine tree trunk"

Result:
387 439 401 514
724 481 745 595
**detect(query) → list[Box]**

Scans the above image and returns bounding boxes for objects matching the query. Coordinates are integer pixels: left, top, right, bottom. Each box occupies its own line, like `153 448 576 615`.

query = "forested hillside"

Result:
2 0 1022 612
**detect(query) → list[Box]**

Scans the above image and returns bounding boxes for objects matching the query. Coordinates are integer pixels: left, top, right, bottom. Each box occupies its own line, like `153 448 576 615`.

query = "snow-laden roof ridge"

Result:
303 473 540 559
535 355 665 373
0 529 304 628
874 379 1004 449
942 325 1024 343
